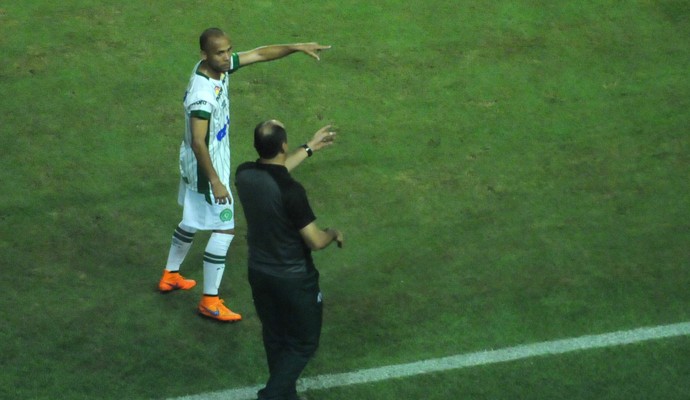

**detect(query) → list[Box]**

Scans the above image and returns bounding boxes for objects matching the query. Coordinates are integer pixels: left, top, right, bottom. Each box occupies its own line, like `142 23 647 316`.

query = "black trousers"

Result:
249 268 323 400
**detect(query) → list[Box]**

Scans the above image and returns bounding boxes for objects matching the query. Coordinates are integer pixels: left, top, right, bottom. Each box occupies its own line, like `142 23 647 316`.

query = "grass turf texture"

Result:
0 1 688 399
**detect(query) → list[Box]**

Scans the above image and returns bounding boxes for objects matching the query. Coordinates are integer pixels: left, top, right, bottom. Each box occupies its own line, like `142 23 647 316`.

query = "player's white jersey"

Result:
179 54 240 203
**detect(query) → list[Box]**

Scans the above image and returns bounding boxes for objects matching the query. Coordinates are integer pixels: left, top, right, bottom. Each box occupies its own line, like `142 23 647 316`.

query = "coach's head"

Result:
254 120 288 161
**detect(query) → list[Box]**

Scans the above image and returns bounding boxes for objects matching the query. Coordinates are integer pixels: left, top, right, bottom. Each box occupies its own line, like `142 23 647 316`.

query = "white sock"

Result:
165 223 196 272
203 232 234 295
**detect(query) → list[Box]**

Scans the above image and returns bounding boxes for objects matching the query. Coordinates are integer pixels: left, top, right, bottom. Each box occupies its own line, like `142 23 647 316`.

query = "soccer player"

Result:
157 28 331 322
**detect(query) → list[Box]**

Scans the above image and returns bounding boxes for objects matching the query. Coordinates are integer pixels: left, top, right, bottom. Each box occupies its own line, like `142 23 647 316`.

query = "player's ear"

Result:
200 50 208 61
281 142 288 154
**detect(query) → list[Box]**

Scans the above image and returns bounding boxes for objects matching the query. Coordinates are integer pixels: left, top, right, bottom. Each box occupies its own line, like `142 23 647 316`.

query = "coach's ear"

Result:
281 141 288 154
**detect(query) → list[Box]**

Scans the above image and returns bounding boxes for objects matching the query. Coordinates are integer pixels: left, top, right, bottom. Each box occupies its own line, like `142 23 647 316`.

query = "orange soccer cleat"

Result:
158 270 197 292
198 296 242 322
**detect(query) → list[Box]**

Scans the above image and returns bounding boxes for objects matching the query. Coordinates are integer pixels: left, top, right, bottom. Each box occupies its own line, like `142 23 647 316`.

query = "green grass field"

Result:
1 1 689 399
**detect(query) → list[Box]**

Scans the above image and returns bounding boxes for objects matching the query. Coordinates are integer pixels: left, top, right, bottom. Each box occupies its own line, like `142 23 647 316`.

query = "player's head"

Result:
199 28 233 73
254 120 288 159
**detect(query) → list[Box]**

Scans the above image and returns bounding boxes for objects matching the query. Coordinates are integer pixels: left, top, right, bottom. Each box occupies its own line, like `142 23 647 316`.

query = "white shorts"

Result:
177 180 235 231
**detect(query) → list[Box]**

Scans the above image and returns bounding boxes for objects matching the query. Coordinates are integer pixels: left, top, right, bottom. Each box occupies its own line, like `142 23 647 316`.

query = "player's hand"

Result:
308 125 337 152
297 43 332 61
211 182 232 205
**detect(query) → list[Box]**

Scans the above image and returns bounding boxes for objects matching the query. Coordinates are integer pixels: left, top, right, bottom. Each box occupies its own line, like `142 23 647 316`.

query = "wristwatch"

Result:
301 144 313 157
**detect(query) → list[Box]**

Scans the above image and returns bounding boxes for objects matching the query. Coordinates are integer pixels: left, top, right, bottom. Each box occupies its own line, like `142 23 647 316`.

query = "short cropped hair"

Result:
254 121 287 159
199 28 225 52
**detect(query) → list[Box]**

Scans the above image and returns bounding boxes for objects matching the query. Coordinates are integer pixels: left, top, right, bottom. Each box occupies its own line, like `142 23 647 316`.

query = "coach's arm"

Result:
300 223 343 250
285 125 337 172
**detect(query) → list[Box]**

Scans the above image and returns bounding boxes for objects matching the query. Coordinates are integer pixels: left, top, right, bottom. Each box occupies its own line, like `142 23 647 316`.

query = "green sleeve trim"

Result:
190 110 211 120
230 53 241 73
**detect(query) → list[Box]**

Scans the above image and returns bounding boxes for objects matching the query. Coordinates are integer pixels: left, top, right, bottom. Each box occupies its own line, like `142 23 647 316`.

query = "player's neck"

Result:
199 61 222 80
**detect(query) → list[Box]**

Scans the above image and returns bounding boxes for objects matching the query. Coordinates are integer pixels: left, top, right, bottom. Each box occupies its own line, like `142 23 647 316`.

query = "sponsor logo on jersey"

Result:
216 116 230 141
217 124 227 141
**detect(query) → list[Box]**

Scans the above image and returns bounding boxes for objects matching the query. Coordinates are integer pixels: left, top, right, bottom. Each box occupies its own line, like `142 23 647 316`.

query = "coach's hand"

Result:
308 125 337 152
333 229 344 248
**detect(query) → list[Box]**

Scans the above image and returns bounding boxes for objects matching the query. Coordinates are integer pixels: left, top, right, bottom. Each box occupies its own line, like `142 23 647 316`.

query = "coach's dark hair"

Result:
199 28 225 52
254 120 287 159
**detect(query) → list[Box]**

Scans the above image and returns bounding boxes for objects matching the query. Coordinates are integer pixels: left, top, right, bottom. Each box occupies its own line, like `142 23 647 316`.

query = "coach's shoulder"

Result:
235 161 258 176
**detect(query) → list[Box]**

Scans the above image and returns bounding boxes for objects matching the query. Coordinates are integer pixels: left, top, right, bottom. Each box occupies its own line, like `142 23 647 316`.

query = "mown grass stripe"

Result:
168 321 690 400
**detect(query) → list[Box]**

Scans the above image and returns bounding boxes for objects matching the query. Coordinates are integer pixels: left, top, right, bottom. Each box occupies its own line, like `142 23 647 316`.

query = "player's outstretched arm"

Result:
238 43 331 67
285 125 337 172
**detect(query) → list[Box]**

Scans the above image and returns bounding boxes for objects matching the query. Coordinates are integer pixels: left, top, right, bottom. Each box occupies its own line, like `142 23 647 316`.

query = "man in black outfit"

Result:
235 120 343 400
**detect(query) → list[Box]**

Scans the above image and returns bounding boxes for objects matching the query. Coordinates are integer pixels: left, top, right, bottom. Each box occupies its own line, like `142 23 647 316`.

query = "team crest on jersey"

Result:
220 209 233 222
214 85 222 98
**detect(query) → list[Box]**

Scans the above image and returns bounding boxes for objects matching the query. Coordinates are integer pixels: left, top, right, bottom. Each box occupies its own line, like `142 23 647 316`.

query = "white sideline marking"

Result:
169 322 690 400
